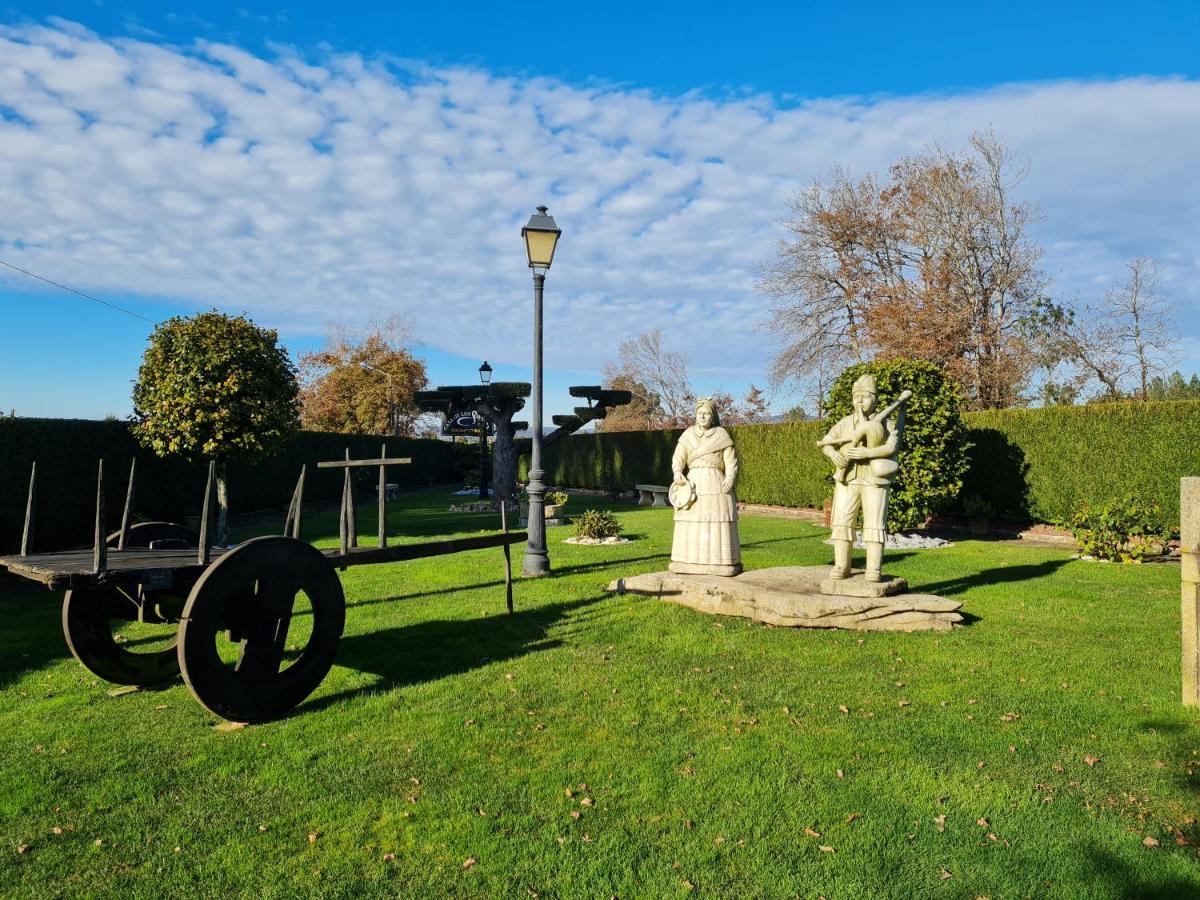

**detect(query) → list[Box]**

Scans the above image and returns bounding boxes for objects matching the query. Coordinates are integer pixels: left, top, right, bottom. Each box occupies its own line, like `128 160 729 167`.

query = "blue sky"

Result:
1 2 1198 421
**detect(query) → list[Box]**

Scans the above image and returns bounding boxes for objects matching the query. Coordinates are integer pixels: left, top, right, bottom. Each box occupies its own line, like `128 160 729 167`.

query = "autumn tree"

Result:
299 323 428 436
763 130 1051 410
132 311 300 542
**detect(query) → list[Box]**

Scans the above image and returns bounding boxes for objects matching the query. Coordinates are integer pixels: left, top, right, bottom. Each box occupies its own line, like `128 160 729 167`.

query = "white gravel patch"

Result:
563 536 632 545
825 533 953 550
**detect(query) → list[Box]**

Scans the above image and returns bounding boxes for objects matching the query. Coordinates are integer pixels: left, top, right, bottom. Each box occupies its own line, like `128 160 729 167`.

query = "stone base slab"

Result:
820 572 908 597
608 565 963 632
669 561 743 577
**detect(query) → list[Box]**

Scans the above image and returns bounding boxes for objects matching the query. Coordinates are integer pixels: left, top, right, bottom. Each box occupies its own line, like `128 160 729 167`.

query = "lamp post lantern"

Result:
477 361 492 500
520 205 561 577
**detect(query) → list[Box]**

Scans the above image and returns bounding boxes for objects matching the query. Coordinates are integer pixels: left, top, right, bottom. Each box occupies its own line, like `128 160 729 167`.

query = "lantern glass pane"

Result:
525 230 558 268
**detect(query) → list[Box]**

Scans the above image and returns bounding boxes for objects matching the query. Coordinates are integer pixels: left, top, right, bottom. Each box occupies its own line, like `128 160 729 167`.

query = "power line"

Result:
0 258 157 324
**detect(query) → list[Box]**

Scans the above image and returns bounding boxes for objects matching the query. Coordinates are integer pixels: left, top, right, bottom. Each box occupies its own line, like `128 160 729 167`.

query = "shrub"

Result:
573 509 622 540
1068 495 1171 562
825 358 971 531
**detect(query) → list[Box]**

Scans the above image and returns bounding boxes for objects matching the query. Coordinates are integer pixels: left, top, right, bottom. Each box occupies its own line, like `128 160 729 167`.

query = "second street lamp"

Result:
478 361 492 500
520 205 561 577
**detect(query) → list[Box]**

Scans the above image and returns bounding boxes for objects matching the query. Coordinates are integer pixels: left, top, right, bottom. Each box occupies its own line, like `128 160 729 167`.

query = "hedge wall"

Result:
0 418 459 552
526 400 1200 528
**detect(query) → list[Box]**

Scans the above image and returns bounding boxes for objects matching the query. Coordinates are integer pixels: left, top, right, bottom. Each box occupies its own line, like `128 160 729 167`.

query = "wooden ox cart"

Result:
0 451 523 723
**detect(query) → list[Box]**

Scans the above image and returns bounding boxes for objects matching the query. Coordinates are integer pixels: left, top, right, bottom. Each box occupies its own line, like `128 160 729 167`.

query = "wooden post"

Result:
339 448 350 556
92 460 107 575
378 443 387 549
1182 477 1200 706
20 461 36 556
285 465 306 539
501 501 513 614
345 447 357 548
292 465 306 540
118 458 136 551
198 460 215 566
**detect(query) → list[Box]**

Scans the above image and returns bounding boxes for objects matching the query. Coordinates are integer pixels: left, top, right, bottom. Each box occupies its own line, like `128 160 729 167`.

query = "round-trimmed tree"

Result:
825 358 970 530
132 311 300 540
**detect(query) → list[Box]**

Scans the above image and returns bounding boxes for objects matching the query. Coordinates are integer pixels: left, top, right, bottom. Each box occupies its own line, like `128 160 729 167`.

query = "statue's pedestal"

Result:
608 565 962 632
819 572 907 598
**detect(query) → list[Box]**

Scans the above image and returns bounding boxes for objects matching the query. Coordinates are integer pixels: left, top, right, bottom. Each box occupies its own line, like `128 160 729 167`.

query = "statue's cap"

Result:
852 374 877 395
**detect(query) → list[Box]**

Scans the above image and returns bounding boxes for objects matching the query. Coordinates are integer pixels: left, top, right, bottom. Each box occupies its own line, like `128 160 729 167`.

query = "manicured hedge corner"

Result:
0 419 459 551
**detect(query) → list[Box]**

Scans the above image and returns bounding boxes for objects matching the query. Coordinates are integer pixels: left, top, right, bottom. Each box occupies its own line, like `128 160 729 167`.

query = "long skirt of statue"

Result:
670 465 742 576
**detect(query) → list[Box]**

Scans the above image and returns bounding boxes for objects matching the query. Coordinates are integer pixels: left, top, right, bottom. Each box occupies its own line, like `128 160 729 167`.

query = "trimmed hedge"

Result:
0 418 459 552
963 401 1200 526
526 400 1200 528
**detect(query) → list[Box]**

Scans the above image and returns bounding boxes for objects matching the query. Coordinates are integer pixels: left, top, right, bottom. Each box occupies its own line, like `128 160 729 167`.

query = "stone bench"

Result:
635 484 671 507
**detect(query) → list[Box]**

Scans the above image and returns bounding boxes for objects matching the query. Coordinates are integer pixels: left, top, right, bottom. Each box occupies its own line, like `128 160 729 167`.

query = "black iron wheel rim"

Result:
62 587 180 686
178 536 344 723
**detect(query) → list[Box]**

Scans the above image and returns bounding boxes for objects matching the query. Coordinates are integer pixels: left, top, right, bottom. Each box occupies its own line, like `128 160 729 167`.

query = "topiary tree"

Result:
825 358 970 530
132 311 300 542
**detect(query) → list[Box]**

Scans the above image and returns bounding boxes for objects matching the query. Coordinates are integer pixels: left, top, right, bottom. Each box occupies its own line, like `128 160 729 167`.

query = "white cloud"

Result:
1 20 1198 391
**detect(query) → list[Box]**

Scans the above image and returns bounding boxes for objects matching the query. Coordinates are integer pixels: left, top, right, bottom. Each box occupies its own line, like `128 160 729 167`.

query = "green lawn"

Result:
1 487 1197 898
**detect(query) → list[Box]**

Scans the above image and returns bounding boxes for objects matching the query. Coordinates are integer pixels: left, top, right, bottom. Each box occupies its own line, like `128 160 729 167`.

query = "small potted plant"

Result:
519 489 569 522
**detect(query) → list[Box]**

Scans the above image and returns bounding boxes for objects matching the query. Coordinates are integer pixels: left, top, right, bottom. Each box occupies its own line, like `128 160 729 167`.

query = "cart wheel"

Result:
62 587 181 686
177 536 344 722
106 521 200 549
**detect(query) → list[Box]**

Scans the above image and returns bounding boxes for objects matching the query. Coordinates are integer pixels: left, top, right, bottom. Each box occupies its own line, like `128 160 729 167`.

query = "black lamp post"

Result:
478 361 492 500
520 205 561 577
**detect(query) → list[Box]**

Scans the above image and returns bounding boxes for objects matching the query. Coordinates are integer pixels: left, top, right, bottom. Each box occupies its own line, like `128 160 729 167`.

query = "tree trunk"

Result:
491 427 517 501
216 461 230 545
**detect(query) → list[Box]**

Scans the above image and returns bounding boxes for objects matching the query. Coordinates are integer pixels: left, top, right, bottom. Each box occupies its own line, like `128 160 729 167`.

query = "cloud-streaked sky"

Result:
1 7 1198 418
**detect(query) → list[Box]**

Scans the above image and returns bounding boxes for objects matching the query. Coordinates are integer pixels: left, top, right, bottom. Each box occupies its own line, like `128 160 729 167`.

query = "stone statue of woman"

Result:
668 397 742 576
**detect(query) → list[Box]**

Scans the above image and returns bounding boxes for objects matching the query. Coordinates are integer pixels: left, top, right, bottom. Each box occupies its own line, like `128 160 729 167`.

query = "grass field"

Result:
0 487 1197 898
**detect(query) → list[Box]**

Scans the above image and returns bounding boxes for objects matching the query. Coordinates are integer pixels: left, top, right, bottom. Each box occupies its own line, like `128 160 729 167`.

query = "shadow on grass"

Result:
0 579 67 688
913 558 1072 597
305 595 603 713
1084 847 1199 898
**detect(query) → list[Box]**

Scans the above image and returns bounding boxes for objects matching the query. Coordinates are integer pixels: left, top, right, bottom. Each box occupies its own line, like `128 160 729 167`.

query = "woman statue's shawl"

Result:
677 425 734 464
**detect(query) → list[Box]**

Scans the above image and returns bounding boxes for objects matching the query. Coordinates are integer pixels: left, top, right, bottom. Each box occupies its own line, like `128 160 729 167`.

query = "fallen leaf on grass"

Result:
682 880 695 892
934 815 946 833
383 852 396 861
213 721 246 732
967 698 978 705
569 811 581 821
818 845 836 853
894 681 904 688
838 705 849 714
1143 836 1159 848
93 839 103 847
17 844 28 854
308 832 319 843
941 870 953 880
976 818 989 827
846 813 860 823
1000 712 1020 722
898 700 911 708
580 797 593 807
836 769 844 779
1155 760 1166 769
977 761 986 769
804 827 821 838
1053 764 1065 773
463 857 476 869
51 827 62 836
1084 755 1101 767
153 704 168 711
